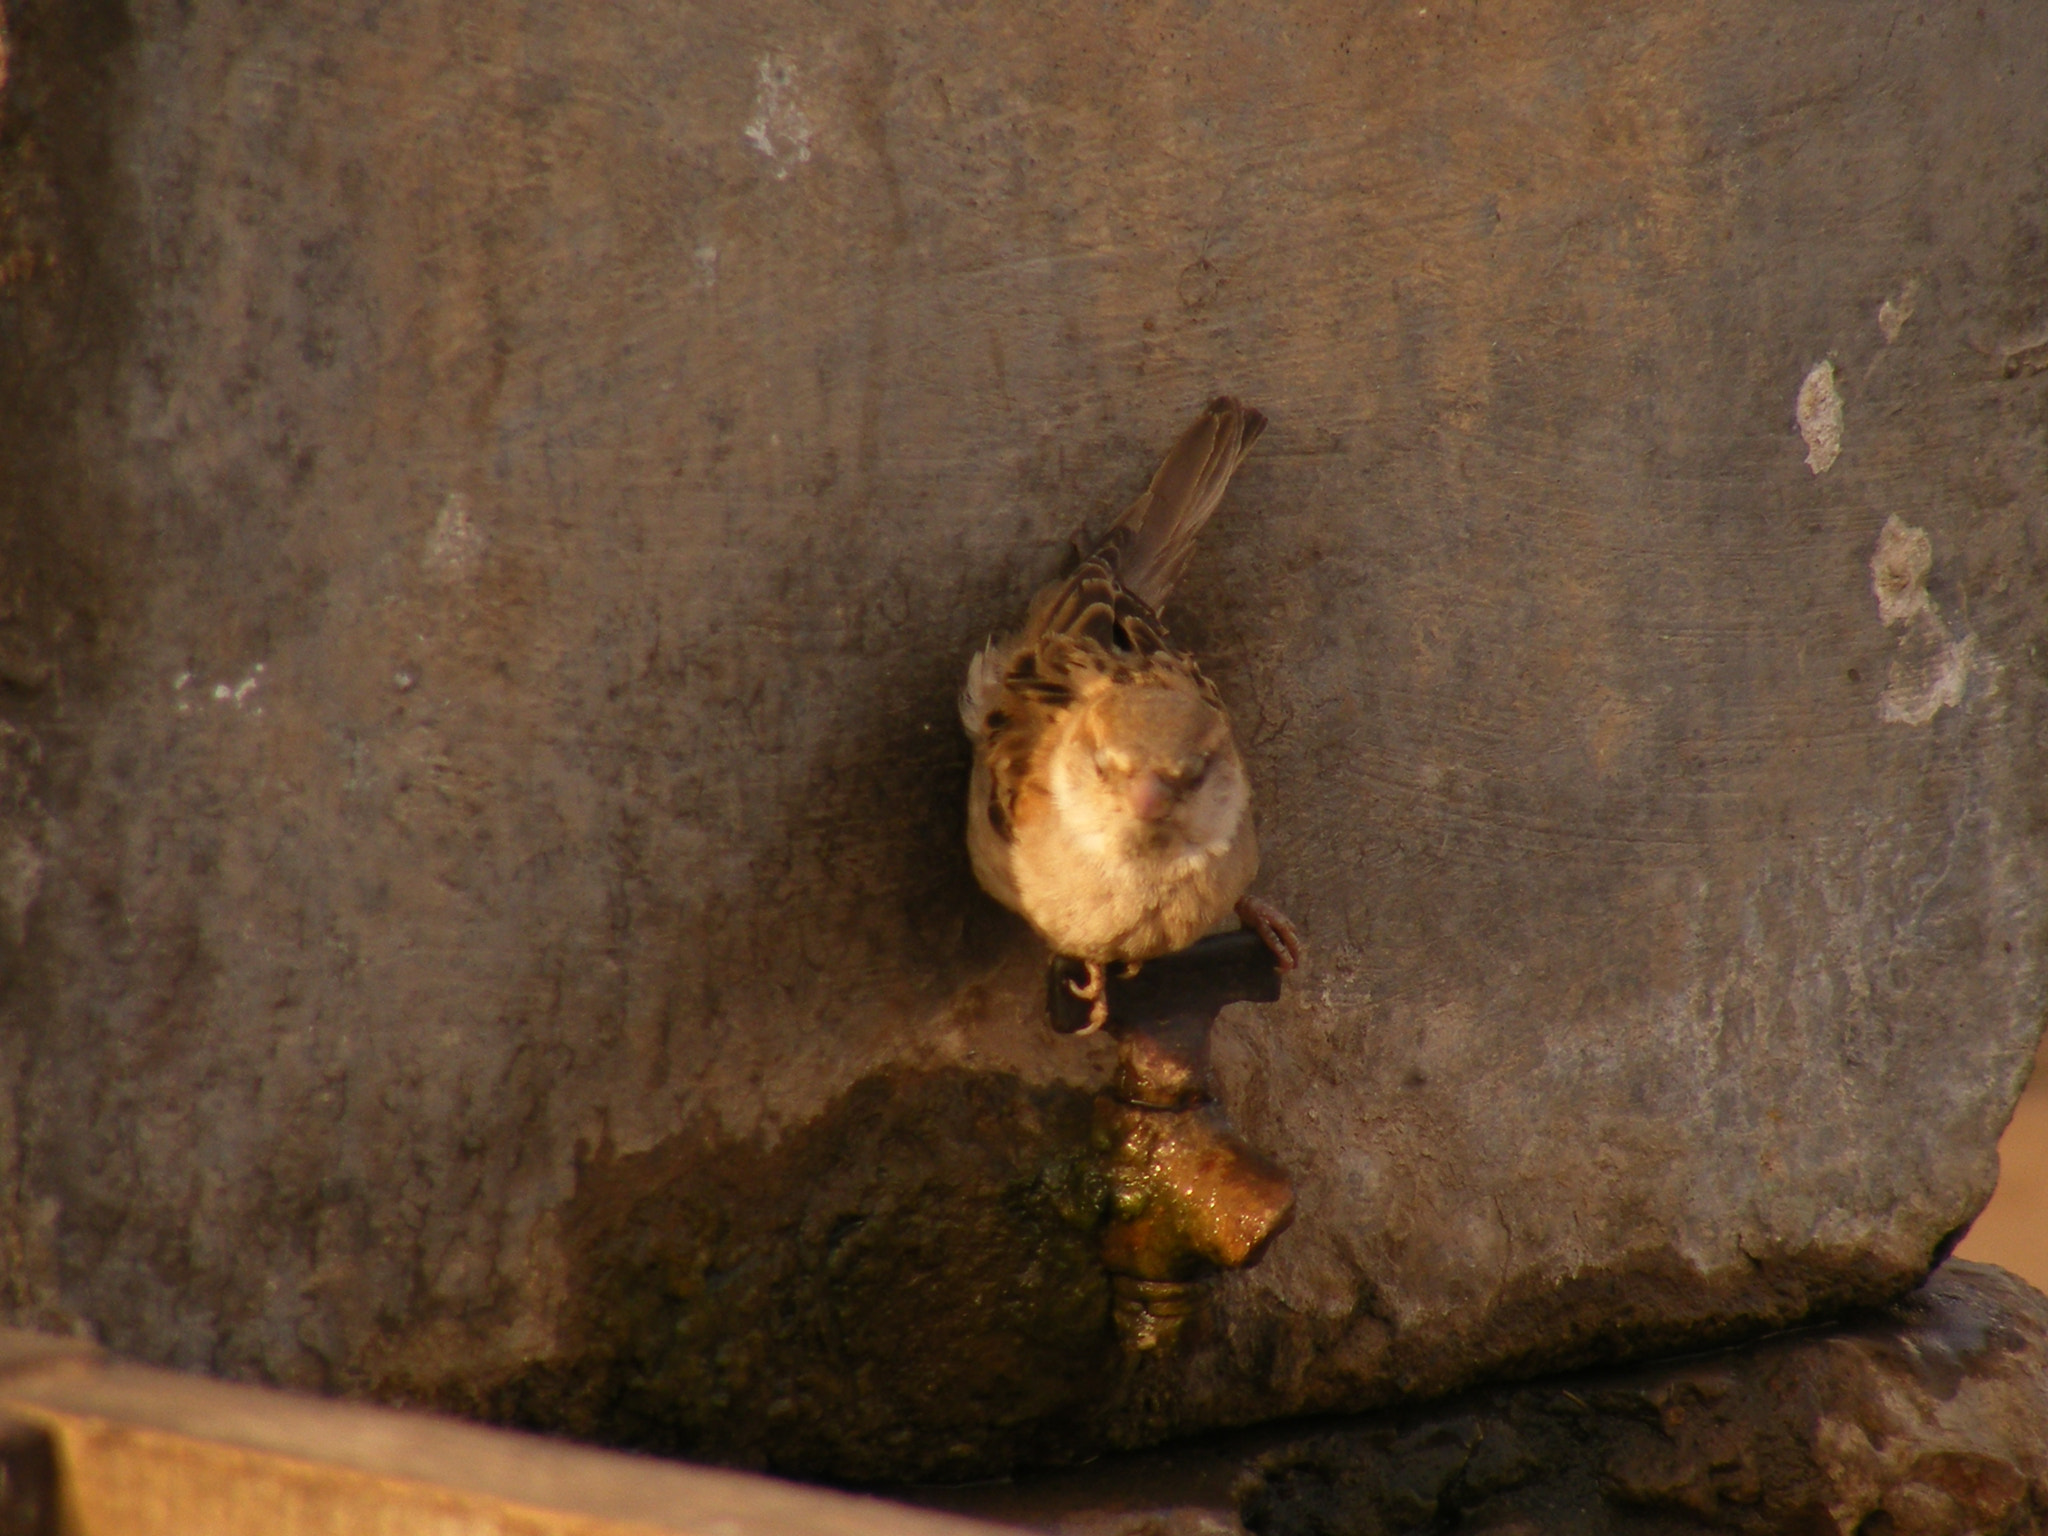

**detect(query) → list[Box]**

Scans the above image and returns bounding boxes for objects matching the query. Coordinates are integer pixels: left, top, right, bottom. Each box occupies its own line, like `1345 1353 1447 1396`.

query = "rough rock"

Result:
919 1261 2048 1535
0 0 2044 1483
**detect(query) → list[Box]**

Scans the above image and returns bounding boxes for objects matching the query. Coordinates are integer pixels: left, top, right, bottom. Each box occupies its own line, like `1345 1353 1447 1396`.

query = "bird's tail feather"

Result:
1096 396 1266 613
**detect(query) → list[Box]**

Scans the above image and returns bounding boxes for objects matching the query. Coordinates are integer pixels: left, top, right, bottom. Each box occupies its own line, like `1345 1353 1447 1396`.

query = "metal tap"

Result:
1049 931 1297 1351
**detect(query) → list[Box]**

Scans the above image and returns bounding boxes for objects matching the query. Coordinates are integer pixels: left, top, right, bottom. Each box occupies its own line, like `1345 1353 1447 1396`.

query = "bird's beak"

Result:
1130 770 1175 822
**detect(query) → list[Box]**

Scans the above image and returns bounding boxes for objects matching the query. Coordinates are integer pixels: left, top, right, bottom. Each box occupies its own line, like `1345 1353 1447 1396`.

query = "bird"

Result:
959 397 1302 1032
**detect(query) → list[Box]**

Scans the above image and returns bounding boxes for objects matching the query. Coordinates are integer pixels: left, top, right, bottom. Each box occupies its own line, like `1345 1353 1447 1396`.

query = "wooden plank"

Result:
0 1352 1014 1536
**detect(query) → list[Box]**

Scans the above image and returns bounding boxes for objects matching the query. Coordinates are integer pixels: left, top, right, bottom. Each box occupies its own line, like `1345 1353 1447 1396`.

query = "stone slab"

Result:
0 0 2043 1482
919 1261 2048 1535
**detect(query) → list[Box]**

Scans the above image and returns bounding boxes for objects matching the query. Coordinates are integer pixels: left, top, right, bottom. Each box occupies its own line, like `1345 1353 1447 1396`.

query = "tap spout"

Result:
1049 931 1298 1350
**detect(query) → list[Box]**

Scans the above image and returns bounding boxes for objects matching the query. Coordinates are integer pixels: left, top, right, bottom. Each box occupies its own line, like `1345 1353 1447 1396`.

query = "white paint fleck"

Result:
425 491 484 581
1870 514 1973 726
742 53 813 179
394 669 416 692
1886 651 1961 721
189 665 267 713
1796 360 1843 474
1869 515 1931 627
693 245 719 290
1877 278 1918 344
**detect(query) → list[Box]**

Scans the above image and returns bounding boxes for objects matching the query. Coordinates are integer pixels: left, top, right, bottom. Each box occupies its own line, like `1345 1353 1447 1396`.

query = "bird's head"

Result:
1058 681 1248 855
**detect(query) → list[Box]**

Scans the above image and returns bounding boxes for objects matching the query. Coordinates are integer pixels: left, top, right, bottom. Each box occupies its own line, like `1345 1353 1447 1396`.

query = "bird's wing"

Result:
967 627 1103 848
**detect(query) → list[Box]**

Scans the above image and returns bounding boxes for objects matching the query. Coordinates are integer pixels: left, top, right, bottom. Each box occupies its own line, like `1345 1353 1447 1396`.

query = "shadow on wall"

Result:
396 1067 1126 1483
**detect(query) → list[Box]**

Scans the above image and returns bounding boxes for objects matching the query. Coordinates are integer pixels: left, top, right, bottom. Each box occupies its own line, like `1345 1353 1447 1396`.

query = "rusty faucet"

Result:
1049 931 1297 1351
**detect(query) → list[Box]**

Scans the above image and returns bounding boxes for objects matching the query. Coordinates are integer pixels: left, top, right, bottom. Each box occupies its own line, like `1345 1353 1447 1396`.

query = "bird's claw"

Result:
1236 895 1303 972
1066 960 1112 1034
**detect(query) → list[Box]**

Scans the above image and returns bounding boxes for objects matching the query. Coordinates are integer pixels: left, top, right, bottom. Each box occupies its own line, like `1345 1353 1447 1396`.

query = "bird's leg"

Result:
1236 895 1304 972
1066 959 1112 1034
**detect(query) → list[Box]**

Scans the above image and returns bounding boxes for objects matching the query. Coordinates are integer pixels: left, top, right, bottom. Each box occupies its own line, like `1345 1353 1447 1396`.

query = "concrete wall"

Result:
1 0 2043 1480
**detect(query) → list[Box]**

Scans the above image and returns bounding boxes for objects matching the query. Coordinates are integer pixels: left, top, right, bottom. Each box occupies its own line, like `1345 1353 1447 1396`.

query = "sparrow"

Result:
960 397 1303 1032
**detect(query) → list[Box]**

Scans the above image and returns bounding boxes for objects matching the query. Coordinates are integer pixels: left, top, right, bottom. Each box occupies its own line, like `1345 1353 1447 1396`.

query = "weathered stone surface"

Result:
920 1262 2048 1535
0 0 2044 1483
